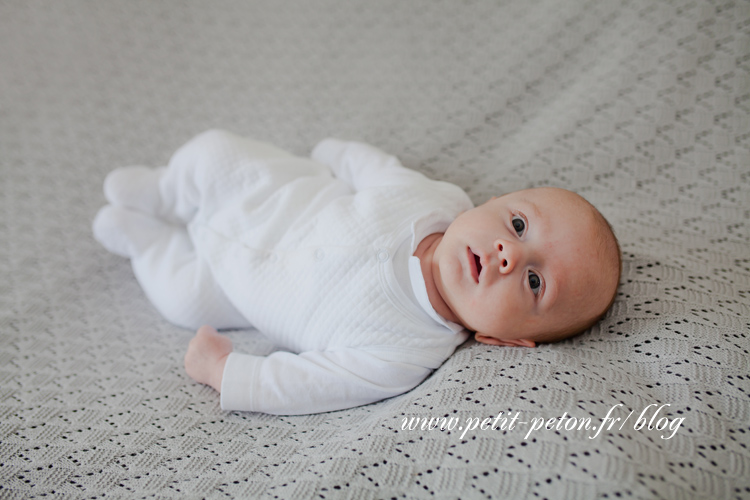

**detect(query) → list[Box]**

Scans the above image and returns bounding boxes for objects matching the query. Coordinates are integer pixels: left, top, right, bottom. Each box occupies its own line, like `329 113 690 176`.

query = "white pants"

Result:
93 130 312 329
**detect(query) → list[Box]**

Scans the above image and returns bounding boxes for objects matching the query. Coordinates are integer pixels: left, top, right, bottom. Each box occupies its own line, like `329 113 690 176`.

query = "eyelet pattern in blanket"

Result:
1 0 749 498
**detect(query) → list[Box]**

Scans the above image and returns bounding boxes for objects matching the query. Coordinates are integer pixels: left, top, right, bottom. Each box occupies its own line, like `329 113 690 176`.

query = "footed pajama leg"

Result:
130 223 251 330
94 129 303 329
103 129 299 225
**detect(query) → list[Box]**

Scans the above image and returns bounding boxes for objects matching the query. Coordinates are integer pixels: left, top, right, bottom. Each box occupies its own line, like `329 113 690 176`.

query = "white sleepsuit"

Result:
93 130 473 414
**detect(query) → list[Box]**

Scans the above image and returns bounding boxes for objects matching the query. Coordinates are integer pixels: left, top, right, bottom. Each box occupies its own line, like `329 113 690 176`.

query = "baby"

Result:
93 130 620 415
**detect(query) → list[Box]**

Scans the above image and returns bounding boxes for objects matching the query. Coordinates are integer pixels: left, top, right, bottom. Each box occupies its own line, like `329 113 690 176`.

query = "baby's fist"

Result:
185 325 233 393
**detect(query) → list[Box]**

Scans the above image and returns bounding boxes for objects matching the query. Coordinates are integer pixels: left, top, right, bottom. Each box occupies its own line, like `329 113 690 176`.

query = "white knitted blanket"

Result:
1 1 748 498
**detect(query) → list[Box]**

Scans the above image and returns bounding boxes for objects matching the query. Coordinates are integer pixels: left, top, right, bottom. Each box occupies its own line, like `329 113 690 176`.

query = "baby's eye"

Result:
528 271 541 295
512 215 526 236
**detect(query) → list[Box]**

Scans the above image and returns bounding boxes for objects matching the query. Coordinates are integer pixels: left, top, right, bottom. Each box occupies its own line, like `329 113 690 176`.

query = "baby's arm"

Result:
221 347 432 414
186 328 434 415
311 139 427 191
184 326 233 393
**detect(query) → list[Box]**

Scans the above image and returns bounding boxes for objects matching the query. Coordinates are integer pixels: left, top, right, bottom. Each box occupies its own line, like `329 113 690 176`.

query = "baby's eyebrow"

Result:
519 198 541 220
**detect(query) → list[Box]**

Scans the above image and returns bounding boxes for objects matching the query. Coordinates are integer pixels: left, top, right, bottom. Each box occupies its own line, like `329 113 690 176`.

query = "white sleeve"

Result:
311 138 428 191
220 348 432 415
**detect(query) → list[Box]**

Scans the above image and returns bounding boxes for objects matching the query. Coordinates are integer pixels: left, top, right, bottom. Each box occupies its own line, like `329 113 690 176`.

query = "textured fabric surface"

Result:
1 0 748 498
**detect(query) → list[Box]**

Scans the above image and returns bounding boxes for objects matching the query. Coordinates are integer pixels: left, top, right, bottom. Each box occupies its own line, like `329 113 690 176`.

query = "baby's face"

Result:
431 187 616 345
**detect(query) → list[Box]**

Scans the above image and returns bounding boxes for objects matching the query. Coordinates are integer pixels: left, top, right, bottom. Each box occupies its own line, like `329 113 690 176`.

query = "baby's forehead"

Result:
503 187 589 210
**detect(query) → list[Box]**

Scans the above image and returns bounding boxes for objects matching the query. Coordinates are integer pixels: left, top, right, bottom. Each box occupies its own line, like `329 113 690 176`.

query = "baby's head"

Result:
431 187 620 347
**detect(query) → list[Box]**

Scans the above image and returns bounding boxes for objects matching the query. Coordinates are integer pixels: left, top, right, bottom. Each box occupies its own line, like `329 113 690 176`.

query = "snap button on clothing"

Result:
377 249 389 262
314 248 325 261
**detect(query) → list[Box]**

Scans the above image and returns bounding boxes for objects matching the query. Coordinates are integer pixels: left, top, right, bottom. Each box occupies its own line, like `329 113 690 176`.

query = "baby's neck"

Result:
413 233 461 326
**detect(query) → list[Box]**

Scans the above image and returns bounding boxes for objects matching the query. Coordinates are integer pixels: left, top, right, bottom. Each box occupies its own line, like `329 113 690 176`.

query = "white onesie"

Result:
93 130 474 414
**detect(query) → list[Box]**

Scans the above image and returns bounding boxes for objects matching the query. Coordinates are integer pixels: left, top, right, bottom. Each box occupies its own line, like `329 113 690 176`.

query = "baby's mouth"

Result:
469 248 482 283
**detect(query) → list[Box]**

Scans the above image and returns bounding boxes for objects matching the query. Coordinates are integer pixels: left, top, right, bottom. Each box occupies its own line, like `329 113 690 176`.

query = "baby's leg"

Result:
103 130 298 225
94 205 249 329
131 225 251 330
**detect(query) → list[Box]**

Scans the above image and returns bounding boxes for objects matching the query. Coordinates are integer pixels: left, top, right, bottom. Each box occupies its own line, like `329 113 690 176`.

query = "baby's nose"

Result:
495 240 518 274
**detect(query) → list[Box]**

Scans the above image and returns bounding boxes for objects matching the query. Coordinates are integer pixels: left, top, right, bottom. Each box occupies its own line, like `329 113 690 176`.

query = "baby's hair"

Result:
534 200 622 344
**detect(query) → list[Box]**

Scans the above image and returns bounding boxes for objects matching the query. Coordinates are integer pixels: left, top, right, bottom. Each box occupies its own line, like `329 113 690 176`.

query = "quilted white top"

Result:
175 135 473 413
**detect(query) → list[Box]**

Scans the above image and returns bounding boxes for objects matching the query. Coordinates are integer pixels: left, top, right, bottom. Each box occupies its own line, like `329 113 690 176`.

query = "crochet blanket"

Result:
1 1 748 498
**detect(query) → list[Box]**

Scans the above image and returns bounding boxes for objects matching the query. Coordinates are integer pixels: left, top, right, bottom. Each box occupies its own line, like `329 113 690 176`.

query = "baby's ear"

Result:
475 334 536 348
